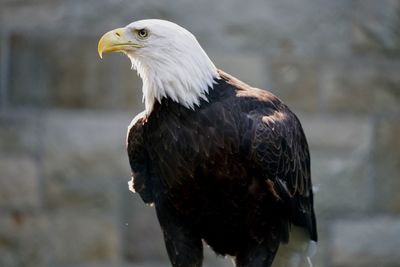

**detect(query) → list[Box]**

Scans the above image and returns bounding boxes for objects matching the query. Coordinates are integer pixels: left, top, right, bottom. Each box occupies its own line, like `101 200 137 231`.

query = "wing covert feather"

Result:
250 108 317 240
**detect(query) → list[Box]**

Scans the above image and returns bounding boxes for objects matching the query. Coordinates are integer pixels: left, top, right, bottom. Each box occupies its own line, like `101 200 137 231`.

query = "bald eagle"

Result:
98 19 317 267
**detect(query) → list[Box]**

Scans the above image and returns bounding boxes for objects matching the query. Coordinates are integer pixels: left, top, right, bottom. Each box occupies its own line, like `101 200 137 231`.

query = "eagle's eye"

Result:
137 28 149 39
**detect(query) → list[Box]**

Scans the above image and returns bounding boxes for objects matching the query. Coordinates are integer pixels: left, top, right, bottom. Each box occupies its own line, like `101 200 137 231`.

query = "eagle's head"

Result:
98 19 219 114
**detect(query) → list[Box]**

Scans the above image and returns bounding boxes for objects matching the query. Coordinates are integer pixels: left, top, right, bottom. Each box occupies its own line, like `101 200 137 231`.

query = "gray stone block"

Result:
270 59 318 112
373 116 400 213
82 50 143 110
311 151 372 217
8 32 143 110
122 194 167 262
41 110 134 210
300 114 373 152
0 213 50 267
8 33 50 107
352 0 400 53
211 52 268 89
1 212 119 266
0 112 41 155
0 156 40 210
331 217 400 267
320 60 400 113
48 34 143 110
0 211 120 267
46 210 120 265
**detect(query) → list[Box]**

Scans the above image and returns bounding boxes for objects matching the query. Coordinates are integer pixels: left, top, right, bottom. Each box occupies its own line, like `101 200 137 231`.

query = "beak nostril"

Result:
115 32 121 37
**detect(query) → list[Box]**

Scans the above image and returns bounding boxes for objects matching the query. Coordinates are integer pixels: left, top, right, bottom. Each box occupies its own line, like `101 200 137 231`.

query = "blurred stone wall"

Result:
0 1 399 267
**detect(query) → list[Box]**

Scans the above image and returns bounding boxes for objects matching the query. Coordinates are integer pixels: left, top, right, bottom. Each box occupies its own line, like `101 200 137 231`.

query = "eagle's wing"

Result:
127 111 153 203
249 107 317 242
218 70 316 242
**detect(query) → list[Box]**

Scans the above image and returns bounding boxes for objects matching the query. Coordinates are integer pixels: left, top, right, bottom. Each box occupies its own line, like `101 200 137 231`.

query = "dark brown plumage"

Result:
127 70 317 267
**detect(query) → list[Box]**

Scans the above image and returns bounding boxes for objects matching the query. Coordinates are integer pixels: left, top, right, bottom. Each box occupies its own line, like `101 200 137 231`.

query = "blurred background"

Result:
0 0 399 267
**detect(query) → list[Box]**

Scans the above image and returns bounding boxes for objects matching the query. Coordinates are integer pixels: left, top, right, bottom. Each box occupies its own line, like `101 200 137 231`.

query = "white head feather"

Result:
122 19 219 114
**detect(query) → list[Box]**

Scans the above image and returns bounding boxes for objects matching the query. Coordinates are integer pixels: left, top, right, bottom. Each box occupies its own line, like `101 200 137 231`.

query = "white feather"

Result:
124 19 219 115
272 226 317 267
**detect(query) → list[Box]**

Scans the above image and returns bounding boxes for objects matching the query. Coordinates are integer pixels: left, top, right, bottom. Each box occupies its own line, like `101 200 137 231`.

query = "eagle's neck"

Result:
129 49 219 115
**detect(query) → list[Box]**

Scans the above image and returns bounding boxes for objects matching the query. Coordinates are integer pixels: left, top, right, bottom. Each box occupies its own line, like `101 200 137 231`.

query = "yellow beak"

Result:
97 27 144 59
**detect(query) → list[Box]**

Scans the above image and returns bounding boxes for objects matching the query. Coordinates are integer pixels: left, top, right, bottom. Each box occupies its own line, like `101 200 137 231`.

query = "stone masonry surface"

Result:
0 1 399 267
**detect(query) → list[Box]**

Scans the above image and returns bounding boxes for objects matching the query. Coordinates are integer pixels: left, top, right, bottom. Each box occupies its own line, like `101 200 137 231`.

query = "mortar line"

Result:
0 29 10 114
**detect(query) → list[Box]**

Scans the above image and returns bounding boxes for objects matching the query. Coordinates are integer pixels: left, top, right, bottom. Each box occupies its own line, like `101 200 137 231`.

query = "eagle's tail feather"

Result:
272 226 317 267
